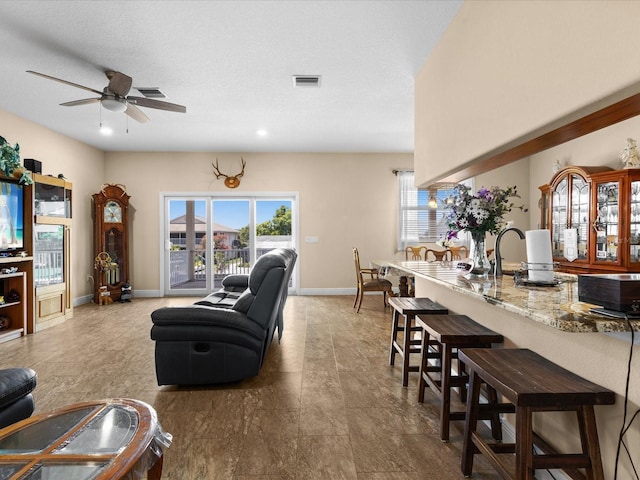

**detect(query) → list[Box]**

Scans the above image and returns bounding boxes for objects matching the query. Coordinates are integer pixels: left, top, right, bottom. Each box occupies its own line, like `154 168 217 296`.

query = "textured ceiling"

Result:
0 0 461 152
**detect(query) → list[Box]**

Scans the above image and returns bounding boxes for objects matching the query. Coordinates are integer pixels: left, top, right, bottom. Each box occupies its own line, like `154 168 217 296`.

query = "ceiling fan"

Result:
26 70 186 123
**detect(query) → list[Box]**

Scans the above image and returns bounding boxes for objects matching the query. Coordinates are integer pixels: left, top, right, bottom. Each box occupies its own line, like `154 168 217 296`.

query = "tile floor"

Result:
0 295 502 479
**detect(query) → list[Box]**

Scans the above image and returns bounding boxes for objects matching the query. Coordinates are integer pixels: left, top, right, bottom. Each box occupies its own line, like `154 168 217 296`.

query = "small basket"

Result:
513 262 561 287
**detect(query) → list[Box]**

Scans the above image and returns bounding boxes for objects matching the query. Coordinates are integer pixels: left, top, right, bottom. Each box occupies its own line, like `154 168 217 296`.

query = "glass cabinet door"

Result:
539 189 549 229
630 180 640 264
593 180 620 263
33 224 65 287
34 183 66 218
551 177 568 257
570 174 590 260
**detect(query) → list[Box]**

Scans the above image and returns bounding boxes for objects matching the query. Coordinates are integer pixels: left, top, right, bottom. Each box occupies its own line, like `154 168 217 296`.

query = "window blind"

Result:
398 172 472 250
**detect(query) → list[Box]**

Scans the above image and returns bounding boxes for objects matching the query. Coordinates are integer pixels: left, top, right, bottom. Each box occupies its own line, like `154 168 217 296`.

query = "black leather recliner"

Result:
150 248 297 385
0 367 37 429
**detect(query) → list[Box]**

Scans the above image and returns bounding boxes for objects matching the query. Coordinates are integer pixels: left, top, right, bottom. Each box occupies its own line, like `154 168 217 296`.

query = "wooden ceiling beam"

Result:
433 92 640 185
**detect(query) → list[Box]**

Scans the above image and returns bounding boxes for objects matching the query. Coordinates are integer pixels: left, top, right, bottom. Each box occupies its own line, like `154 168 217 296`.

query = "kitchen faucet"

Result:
494 227 525 276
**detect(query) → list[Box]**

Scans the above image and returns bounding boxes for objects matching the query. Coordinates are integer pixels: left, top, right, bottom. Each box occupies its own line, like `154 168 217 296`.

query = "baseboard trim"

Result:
74 288 394 304
298 288 400 296
131 290 162 298
298 288 354 296
73 295 93 306
73 289 161 306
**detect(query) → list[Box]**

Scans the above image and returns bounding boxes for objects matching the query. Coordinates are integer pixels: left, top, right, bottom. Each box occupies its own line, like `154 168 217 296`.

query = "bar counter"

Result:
380 260 640 333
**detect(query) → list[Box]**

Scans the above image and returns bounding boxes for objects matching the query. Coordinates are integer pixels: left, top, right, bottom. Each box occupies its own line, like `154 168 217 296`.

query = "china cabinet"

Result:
540 166 640 273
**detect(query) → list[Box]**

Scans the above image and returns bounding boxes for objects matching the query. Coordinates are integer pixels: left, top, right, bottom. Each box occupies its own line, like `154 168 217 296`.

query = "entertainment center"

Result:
0 172 72 344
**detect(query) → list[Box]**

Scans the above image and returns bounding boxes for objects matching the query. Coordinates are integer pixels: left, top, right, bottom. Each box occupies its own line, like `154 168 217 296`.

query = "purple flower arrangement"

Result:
445 185 527 240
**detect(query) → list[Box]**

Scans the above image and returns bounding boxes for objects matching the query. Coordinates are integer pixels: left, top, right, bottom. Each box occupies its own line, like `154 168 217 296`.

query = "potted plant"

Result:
0 136 33 185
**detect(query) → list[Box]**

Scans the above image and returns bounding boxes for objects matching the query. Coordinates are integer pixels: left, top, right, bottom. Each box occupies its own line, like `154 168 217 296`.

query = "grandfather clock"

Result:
93 184 130 303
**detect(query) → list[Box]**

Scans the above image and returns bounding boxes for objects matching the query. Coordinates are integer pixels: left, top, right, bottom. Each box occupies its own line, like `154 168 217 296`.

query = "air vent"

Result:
293 75 321 88
134 87 166 98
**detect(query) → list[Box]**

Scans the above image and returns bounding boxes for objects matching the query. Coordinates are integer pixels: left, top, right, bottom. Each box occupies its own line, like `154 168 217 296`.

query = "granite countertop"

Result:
378 260 640 333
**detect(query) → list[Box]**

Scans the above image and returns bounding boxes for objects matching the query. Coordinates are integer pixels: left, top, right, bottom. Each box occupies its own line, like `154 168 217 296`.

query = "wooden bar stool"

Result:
416 314 504 441
459 348 615 480
388 297 448 387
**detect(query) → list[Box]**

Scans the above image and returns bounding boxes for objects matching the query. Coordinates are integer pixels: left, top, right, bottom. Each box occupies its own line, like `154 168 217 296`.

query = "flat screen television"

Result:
0 179 24 252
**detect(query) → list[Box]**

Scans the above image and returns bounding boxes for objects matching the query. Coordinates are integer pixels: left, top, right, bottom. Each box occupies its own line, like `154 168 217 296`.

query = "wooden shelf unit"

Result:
0 269 27 344
29 173 73 331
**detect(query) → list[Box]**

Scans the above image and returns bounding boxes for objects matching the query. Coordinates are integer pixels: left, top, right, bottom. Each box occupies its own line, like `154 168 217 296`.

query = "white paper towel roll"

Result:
525 229 554 282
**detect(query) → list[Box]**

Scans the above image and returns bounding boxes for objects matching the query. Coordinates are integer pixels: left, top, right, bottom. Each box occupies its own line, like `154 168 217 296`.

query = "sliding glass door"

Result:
163 194 296 295
210 199 251 291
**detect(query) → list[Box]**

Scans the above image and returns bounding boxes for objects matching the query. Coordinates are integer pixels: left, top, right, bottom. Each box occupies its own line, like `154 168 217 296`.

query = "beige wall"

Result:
0 108 104 302
415 0 640 187
2 105 413 297
412 2 640 477
103 152 413 294
414 276 638 480
475 158 530 264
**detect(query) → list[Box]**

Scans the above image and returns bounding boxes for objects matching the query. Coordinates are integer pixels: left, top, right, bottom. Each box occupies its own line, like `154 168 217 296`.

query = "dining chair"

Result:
405 246 425 261
353 247 393 313
449 245 469 260
425 248 452 262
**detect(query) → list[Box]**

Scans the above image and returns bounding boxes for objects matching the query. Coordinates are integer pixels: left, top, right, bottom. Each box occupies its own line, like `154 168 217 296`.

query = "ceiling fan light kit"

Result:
101 97 127 113
26 70 186 123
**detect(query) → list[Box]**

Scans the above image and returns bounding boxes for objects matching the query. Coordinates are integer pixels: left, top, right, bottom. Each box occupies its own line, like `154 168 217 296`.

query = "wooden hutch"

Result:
539 165 640 274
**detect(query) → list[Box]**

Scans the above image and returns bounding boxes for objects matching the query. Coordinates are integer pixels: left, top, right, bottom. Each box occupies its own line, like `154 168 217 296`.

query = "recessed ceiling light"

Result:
257 129 267 137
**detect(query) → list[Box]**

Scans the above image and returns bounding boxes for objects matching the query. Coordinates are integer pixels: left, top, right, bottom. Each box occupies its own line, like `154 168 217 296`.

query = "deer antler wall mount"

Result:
212 157 246 189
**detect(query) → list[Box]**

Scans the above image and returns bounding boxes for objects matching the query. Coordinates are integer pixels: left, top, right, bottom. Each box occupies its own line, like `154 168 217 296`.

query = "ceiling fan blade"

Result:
26 70 103 95
106 71 132 97
126 96 187 113
60 98 101 107
124 104 150 123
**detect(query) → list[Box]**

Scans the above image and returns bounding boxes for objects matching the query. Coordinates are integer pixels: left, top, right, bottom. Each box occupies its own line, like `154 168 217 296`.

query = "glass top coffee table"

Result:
0 398 172 479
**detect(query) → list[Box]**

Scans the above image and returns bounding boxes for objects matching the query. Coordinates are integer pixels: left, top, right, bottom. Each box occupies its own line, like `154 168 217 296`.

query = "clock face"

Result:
104 201 122 223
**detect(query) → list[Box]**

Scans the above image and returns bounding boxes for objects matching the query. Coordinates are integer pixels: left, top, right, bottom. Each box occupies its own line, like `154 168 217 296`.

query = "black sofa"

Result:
151 248 297 385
